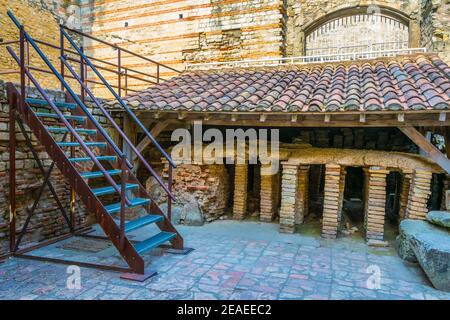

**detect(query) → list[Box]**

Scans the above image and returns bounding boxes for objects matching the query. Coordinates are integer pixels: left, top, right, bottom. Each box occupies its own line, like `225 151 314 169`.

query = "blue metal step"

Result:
26 98 77 109
80 169 122 179
124 215 163 233
57 141 107 148
35 112 86 123
92 183 139 196
47 127 97 135
134 231 176 254
105 197 150 214
68 155 116 163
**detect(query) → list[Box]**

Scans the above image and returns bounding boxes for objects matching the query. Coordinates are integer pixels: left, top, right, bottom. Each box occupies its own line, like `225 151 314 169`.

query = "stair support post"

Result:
120 154 127 249
8 85 16 253
168 163 173 222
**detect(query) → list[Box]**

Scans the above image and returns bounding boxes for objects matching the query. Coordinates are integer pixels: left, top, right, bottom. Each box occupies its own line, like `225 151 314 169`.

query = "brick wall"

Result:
0 0 69 90
81 0 285 92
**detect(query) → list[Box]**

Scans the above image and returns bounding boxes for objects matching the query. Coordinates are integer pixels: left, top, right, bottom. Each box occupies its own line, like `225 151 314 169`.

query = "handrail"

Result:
61 56 175 200
62 25 181 74
6 11 132 206
0 30 163 94
7 11 127 162
61 28 177 169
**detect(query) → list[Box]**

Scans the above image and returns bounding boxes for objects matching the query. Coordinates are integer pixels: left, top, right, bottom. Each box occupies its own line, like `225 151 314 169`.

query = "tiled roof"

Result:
115 54 450 113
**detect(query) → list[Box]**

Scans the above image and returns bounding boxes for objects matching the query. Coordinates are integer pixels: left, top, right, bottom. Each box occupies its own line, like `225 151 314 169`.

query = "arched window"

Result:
305 9 409 56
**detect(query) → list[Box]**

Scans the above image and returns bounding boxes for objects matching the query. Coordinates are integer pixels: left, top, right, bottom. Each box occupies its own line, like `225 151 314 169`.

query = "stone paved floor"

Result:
0 220 449 300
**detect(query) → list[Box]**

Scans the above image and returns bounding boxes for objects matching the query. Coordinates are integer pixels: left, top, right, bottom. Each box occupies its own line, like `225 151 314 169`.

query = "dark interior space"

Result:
385 171 402 224
307 164 325 218
247 163 261 217
342 167 365 225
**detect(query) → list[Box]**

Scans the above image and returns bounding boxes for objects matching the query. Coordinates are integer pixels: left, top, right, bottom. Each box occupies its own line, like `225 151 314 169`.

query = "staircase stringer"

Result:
10 84 146 274
66 94 184 249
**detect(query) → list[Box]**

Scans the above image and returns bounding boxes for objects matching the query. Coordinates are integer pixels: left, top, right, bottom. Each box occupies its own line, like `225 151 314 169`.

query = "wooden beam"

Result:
398 126 450 174
444 127 450 159
260 114 267 122
132 119 176 162
359 113 366 123
201 118 450 128
291 114 298 122
178 112 186 120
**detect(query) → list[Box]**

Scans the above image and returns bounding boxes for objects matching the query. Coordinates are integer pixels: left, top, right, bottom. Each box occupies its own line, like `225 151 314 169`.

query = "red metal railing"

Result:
0 24 181 97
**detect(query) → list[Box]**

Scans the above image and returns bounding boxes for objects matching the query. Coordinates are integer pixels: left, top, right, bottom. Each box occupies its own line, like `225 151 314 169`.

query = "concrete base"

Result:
120 269 157 282
165 247 194 255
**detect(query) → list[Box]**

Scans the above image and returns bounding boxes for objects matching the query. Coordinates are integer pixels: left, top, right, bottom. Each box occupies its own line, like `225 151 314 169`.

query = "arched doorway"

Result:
304 6 410 56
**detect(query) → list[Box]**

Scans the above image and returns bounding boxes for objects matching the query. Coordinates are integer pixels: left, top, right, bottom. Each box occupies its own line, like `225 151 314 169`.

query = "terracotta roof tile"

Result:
116 54 450 113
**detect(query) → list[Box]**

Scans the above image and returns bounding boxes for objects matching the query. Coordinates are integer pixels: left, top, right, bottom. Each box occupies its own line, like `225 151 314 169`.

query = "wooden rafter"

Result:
132 119 176 162
398 126 450 174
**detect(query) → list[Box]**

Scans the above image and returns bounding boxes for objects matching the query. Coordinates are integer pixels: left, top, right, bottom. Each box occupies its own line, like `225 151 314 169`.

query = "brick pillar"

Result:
295 165 309 224
398 170 412 220
405 170 432 220
337 167 347 227
260 164 276 222
322 164 341 238
233 164 248 219
279 163 298 233
365 167 389 241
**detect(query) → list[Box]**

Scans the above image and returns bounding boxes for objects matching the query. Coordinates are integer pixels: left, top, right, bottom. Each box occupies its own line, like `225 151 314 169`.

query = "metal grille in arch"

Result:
305 14 409 56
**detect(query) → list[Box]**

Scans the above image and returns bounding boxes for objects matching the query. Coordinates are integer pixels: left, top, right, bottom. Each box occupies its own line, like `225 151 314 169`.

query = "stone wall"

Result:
420 0 450 63
284 0 422 56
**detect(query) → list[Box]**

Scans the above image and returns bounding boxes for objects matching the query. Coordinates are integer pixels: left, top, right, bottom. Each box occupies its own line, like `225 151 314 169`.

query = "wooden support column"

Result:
322 164 341 239
233 164 248 219
295 165 309 224
260 164 277 222
399 170 412 220
122 114 136 161
365 167 389 241
405 170 433 220
279 163 298 233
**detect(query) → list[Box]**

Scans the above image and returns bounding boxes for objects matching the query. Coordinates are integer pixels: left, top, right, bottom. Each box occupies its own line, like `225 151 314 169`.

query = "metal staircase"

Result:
5 11 188 280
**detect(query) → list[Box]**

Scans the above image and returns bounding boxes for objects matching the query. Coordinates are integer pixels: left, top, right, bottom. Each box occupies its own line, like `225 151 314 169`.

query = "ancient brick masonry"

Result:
321 164 341 238
160 163 230 220
364 167 389 241
279 163 298 233
260 164 279 222
405 170 433 220
399 170 412 220
233 164 248 219
334 167 346 228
